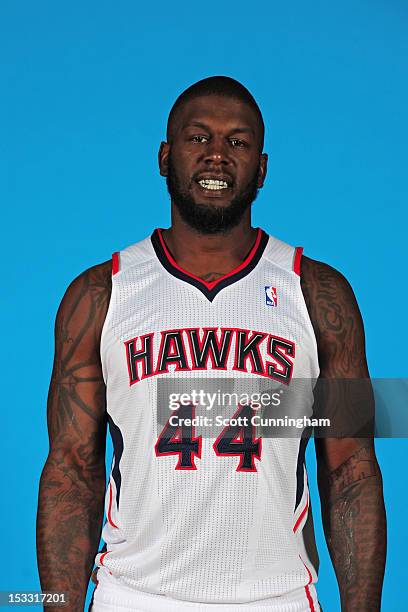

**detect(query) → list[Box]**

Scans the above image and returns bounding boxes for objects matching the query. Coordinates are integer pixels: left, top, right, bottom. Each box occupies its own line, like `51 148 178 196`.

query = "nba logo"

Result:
265 286 278 307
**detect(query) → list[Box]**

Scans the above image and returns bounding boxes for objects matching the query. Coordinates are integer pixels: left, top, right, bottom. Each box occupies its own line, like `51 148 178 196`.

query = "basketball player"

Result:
37 77 386 611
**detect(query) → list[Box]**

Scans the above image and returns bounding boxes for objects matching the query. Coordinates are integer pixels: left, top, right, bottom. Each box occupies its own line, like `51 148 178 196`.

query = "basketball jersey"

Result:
95 227 320 610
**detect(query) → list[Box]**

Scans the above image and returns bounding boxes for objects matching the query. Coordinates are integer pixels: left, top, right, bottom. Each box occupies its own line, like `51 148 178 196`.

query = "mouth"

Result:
194 175 233 194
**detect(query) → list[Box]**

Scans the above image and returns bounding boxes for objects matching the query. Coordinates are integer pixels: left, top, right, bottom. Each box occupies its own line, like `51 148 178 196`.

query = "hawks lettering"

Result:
125 327 295 385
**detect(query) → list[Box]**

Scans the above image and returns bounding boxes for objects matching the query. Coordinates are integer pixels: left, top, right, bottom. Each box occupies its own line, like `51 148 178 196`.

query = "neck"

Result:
161 205 258 280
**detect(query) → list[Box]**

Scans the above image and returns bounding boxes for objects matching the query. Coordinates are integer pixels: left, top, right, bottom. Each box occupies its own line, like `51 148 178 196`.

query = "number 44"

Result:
155 404 262 472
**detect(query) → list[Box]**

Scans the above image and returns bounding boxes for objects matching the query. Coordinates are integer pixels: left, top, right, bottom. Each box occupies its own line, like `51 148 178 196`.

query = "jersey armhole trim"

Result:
100 254 118 384
294 248 320 379
293 246 303 276
112 252 120 275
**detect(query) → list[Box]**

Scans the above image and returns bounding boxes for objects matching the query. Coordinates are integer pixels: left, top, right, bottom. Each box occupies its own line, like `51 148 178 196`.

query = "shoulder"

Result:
300 255 360 325
54 260 112 341
300 255 368 375
300 255 355 298
58 259 112 309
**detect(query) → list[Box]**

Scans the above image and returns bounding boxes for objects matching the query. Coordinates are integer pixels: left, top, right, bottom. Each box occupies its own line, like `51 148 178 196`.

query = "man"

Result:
37 76 386 611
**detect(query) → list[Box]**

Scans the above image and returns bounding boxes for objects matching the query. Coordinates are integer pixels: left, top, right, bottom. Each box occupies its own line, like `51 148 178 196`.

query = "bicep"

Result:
47 262 111 465
301 257 377 471
314 265 369 378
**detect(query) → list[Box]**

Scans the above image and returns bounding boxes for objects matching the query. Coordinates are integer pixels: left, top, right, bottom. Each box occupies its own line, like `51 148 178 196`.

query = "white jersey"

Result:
94 227 321 611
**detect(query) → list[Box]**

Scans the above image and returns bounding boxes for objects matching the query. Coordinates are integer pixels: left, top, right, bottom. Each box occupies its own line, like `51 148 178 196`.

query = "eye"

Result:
191 135 209 143
229 138 246 148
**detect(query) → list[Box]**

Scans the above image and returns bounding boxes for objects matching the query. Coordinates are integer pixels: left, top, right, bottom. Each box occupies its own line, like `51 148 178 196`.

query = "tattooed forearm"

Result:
37 453 106 611
327 445 378 494
318 443 386 611
36 261 111 611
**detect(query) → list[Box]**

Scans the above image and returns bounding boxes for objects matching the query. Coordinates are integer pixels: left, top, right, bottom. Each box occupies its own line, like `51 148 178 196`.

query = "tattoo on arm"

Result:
318 442 386 611
300 256 368 377
301 256 386 611
37 261 112 611
327 445 378 495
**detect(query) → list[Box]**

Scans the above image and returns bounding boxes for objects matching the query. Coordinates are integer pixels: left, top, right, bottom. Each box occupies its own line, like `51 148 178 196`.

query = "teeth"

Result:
198 179 229 190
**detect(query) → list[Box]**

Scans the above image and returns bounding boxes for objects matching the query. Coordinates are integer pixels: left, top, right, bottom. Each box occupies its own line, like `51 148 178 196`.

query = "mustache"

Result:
192 171 234 187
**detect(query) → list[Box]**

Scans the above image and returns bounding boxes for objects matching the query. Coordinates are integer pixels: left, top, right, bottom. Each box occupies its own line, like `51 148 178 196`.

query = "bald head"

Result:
166 76 265 150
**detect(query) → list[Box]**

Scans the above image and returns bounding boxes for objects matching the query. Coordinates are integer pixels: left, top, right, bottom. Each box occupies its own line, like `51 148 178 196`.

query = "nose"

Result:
203 136 230 165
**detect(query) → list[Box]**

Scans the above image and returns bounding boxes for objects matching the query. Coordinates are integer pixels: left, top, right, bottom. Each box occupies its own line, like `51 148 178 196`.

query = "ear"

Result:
158 141 170 177
257 153 268 188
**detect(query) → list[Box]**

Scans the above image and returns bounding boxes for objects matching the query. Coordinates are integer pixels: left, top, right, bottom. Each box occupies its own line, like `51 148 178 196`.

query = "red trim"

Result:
293 492 309 533
99 551 108 566
107 481 119 528
112 252 120 275
293 246 303 276
303 559 313 584
305 585 315 611
99 550 113 576
156 228 262 289
300 555 315 611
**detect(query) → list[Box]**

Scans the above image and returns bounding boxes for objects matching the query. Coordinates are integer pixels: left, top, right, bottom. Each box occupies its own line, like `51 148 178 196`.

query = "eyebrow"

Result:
183 121 255 136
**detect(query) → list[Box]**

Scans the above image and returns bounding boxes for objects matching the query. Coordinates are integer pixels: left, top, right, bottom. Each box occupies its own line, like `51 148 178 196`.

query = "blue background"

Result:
1 1 407 610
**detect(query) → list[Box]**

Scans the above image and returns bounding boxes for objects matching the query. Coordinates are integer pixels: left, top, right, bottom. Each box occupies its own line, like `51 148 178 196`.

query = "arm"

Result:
301 256 386 611
36 260 112 611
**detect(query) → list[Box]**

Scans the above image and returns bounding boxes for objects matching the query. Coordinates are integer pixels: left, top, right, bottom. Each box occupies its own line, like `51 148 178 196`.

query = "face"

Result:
159 95 268 234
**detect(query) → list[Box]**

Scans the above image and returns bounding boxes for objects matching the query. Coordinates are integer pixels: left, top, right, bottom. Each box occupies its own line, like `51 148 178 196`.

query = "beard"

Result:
166 156 260 235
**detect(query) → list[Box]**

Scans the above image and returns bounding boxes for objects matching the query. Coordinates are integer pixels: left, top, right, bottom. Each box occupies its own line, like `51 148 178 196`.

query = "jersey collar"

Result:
151 227 269 302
